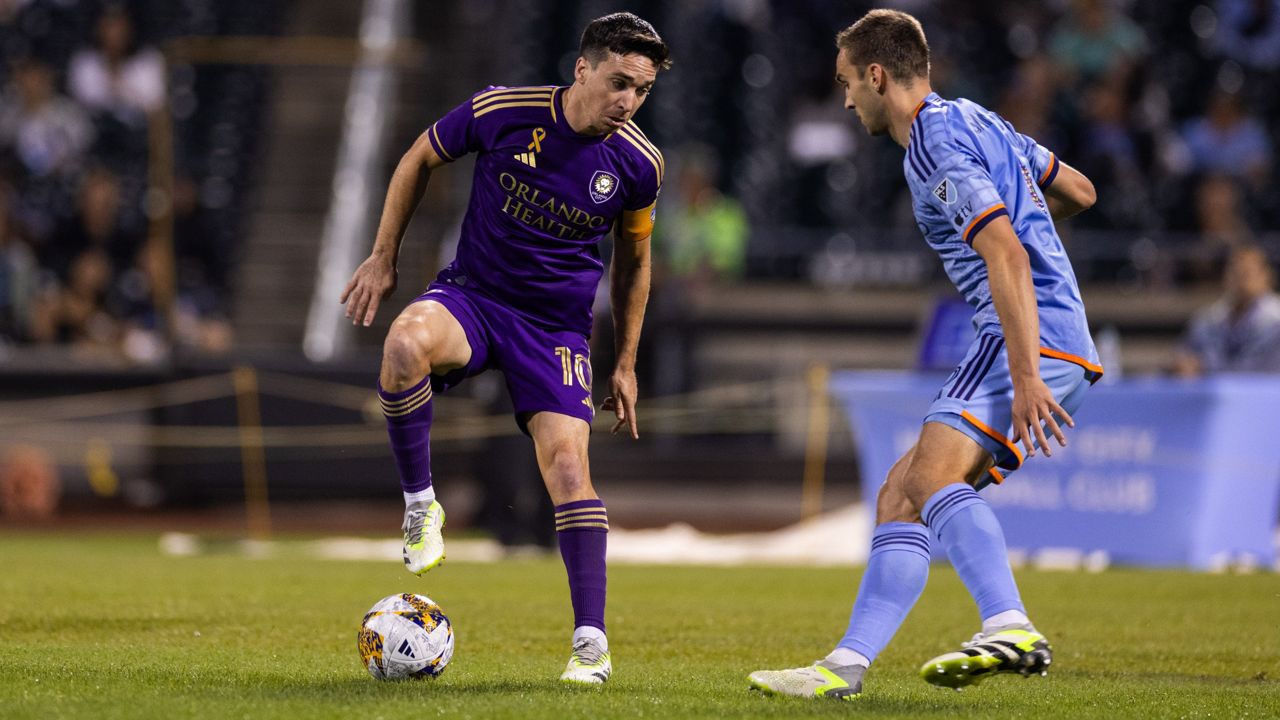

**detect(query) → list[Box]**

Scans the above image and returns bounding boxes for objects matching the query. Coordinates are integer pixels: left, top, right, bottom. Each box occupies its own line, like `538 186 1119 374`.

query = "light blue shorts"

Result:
924 332 1102 489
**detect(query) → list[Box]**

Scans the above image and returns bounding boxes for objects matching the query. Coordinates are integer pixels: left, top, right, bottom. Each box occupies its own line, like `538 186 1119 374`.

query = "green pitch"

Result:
1 534 1277 719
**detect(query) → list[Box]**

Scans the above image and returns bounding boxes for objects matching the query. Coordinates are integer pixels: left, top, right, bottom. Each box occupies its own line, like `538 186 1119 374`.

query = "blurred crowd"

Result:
2 0 1278 364
638 0 1279 290
0 0 276 361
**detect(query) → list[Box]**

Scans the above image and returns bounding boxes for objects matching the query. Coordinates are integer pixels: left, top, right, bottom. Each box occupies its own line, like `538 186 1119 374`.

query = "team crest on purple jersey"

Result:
589 170 619 204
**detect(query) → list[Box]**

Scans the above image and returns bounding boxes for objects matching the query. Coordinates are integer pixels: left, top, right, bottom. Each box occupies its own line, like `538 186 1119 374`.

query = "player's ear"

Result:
869 64 885 94
574 56 589 84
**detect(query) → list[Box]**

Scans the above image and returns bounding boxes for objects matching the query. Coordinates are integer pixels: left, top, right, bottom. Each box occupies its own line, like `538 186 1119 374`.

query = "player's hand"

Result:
340 253 397 327
601 368 639 439
1010 376 1074 459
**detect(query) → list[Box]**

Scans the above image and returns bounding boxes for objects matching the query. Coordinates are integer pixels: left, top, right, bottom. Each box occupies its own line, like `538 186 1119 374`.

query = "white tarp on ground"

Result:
158 508 1280 571
306 503 873 566
605 503 871 566
158 504 874 566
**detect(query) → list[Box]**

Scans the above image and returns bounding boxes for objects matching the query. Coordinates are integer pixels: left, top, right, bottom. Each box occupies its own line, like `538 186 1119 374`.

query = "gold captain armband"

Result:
618 202 656 242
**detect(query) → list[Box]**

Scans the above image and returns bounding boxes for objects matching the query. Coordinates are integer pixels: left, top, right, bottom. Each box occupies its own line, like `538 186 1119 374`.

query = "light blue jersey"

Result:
904 92 1100 375
905 93 1103 483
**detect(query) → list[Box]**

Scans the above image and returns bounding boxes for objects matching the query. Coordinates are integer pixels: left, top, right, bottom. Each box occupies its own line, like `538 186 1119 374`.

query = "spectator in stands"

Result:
167 174 233 355
51 166 132 276
29 246 118 352
0 178 41 341
1180 88 1273 189
1048 0 1147 85
1076 78 1152 229
68 2 165 127
1173 245 1280 376
1195 174 1255 255
0 56 93 180
109 241 166 363
1213 0 1280 71
658 150 748 286
997 54 1063 144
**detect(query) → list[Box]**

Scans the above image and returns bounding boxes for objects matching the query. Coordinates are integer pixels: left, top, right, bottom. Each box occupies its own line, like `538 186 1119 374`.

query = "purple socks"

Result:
555 499 609 633
378 376 434 494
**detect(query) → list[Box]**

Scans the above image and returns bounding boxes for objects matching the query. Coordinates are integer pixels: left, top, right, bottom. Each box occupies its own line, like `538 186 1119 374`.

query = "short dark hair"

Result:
580 12 672 71
835 9 929 83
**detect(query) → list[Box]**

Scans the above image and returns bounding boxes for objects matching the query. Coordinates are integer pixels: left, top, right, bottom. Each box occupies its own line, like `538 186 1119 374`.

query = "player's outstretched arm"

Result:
602 231 652 439
340 132 448 327
1042 161 1096 222
972 216 1075 458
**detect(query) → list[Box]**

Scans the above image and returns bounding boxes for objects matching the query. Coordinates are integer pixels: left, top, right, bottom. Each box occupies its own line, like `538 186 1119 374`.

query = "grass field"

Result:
1 533 1277 719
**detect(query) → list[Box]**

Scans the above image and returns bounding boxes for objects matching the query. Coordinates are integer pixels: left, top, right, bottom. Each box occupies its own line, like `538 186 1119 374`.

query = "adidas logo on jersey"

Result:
514 127 547 168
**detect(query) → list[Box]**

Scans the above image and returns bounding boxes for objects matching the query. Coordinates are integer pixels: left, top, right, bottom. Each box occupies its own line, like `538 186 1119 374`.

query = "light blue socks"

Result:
833 521 931 664
922 482 1025 620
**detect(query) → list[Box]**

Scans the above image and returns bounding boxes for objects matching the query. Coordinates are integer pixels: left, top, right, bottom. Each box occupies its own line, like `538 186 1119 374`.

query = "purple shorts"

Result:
413 280 594 434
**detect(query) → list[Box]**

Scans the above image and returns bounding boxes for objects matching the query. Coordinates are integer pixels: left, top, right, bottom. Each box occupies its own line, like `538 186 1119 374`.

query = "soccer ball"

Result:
358 593 454 680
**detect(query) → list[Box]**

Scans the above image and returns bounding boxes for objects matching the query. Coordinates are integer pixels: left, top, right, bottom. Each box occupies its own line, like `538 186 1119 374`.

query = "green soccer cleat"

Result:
748 662 864 701
560 637 611 685
402 500 445 575
919 627 1052 689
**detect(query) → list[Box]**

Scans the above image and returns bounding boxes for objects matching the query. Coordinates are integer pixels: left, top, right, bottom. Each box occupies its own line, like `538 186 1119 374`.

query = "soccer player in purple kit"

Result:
750 9 1102 701
339 13 670 685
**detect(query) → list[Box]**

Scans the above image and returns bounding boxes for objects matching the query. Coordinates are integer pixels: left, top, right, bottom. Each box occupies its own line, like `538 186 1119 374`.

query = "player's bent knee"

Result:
542 444 592 502
381 325 433 390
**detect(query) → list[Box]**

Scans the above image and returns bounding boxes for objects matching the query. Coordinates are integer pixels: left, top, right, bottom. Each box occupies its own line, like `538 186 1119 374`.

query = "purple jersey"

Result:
426 85 663 337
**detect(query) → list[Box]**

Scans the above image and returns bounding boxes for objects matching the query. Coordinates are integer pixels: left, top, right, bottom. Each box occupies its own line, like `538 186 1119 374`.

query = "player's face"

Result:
835 51 889 136
573 52 657 134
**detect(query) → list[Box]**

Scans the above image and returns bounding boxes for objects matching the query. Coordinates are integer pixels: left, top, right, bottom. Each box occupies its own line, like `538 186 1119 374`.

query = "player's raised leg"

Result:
528 411 611 685
379 299 472 575
907 422 1050 688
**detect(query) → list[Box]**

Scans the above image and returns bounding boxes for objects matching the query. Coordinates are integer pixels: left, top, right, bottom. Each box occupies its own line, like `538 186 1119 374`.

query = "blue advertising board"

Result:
831 372 1280 569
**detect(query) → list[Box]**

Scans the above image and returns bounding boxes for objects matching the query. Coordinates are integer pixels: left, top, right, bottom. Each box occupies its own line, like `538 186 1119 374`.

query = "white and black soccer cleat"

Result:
919 627 1052 689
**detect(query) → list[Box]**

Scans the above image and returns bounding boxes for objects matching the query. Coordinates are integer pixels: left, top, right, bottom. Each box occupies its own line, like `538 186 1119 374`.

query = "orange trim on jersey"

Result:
962 204 1008 244
619 202 656 242
912 99 927 122
1038 153 1058 185
988 467 1005 485
1039 346 1105 379
961 410 1025 469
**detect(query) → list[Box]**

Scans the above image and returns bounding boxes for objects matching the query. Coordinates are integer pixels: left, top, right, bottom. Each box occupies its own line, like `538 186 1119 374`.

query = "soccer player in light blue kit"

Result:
750 9 1103 700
